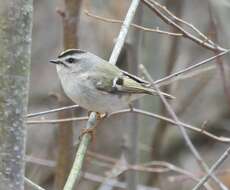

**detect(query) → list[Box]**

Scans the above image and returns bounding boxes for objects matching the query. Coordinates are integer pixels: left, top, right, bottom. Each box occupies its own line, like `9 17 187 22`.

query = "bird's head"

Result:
49 49 89 72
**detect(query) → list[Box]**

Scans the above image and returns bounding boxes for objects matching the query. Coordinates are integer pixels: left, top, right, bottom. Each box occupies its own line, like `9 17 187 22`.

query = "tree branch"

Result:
25 177 46 190
141 0 227 52
27 105 79 118
140 64 228 190
84 10 182 36
154 49 230 85
26 108 230 143
192 146 230 190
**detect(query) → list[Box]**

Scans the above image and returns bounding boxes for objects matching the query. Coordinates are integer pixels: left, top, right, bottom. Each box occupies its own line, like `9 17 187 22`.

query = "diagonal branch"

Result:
109 0 141 65
141 0 227 52
140 64 228 190
63 113 99 190
154 49 230 85
84 10 182 36
192 146 230 190
25 177 46 190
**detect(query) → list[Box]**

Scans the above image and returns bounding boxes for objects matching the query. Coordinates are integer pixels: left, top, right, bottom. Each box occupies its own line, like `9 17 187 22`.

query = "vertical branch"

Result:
208 3 230 108
63 0 82 49
55 106 74 189
148 0 183 186
0 0 33 190
151 0 183 159
124 4 143 190
55 0 82 189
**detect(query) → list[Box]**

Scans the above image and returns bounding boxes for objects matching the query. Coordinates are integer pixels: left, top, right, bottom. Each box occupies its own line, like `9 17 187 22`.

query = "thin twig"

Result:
192 146 230 190
140 64 228 190
25 177 46 190
168 168 230 182
110 108 230 143
141 0 227 52
148 0 216 46
26 105 79 118
149 1 183 184
88 151 212 190
175 71 213 116
109 0 141 65
84 10 182 36
154 49 230 85
27 108 230 143
83 172 159 190
27 116 88 124
25 155 56 168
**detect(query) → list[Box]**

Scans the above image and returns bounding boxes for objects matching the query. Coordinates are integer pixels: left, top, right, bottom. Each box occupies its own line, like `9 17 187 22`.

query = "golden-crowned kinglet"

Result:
50 49 174 113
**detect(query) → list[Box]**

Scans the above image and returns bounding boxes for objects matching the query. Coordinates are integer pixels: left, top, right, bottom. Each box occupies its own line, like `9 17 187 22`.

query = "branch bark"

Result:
0 0 33 189
141 0 226 52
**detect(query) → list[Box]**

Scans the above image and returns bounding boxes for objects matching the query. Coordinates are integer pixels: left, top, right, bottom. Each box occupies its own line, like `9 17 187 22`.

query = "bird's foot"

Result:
80 112 107 141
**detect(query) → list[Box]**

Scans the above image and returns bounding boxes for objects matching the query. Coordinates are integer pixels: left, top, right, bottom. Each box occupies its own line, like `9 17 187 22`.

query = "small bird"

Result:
50 49 174 113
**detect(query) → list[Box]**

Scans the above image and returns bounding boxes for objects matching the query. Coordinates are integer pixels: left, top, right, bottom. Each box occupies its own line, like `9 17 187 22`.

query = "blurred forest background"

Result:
5 0 230 189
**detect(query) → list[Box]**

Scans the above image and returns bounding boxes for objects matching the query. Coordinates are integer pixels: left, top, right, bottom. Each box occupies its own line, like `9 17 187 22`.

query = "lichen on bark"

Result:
0 0 33 189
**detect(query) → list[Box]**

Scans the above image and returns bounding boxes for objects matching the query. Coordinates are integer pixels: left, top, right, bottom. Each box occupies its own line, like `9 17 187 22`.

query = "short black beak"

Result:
49 59 60 64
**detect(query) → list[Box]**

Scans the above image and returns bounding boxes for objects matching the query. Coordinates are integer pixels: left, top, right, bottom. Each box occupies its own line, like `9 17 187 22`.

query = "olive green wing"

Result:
92 62 153 95
92 62 174 99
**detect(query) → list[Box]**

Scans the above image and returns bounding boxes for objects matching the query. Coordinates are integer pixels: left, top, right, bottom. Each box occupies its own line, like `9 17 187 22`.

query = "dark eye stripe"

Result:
66 57 75 63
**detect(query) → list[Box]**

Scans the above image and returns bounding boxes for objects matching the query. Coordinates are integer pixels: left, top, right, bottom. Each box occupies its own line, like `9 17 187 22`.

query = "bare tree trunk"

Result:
0 1 33 190
54 0 82 189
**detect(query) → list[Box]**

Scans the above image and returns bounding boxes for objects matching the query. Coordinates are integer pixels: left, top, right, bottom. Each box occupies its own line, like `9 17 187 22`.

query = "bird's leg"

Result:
80 112 106 141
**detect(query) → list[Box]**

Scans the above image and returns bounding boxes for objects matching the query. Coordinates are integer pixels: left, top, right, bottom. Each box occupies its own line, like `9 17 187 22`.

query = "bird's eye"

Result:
66 57 75 63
